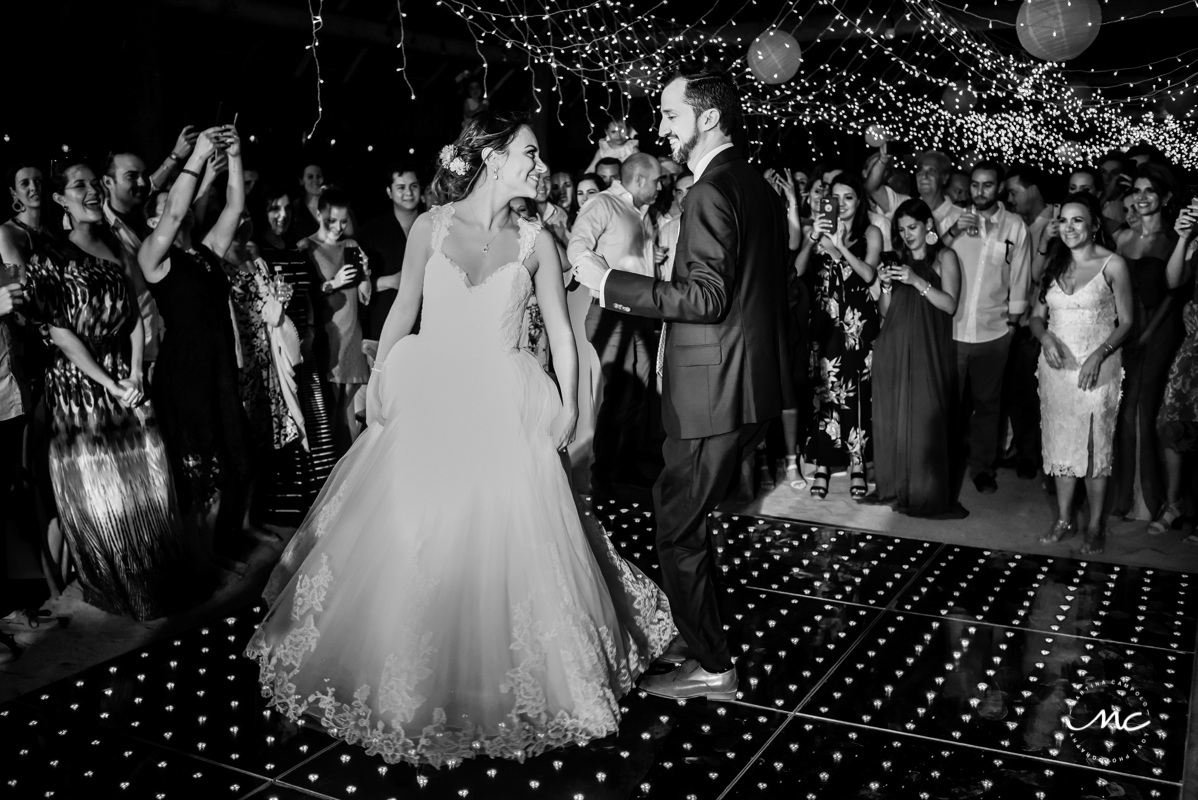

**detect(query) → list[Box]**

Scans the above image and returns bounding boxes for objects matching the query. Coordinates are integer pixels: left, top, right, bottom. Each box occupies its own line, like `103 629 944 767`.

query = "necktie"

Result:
656 322 667 377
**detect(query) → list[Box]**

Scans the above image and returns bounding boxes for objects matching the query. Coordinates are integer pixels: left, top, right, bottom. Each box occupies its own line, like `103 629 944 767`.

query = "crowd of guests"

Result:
1 113 1196 663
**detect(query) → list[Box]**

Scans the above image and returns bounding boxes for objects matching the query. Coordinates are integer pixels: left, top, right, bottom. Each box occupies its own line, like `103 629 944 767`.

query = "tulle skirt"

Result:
245 332 675 767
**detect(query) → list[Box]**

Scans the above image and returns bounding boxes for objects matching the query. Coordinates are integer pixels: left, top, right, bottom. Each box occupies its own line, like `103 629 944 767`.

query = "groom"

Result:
575 66 789 700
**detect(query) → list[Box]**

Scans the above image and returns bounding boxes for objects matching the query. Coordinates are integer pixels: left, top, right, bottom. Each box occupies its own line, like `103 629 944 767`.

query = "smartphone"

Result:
344 245 366 285
820 196 838 221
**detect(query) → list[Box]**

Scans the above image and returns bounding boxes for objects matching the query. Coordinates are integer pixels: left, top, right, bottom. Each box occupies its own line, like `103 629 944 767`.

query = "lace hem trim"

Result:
245 632 617 768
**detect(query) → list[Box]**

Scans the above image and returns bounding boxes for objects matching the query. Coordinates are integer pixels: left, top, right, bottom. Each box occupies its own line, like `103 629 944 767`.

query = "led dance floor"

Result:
3 498 1194 799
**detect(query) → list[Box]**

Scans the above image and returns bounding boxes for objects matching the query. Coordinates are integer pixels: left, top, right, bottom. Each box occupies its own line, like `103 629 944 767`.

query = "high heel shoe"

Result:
1147 502 1182 535
1039 518 1075 545
810 467 829 499
784 455 806 489
1081 524 1106 555
850 466 868 499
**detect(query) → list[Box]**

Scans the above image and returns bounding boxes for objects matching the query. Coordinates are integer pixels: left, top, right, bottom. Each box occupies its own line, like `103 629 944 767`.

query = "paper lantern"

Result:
864 124 890 148
1016 0 1102 62
747 29 802 85
941 81 977 114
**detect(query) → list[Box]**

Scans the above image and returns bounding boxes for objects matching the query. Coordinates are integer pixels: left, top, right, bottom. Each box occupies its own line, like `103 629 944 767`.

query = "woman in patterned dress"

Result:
24 163 194 619
1154 205 1198 540
796 174 881 499
253 188 336 526
222 214 302 527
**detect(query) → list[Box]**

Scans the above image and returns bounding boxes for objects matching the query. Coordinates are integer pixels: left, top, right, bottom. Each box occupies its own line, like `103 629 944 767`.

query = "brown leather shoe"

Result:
638 658 738 701
655 634 692 666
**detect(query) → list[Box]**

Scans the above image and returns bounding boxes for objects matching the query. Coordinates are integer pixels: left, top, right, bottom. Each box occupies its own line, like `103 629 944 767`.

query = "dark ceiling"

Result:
2 0 1194 211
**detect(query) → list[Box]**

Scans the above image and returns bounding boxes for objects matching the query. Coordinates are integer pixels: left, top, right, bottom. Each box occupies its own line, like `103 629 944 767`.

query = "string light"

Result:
431 0 1198 169
306 0 324 138
396 0 417 100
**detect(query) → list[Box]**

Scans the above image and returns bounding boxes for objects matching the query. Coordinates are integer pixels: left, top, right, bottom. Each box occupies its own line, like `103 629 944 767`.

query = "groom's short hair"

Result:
668 66 742 137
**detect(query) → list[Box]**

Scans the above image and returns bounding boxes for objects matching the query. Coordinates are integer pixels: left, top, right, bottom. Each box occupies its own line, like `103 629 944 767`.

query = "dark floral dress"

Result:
25 240 193 620
807 236 880 470
225 256 301 452
1157 282 1198 453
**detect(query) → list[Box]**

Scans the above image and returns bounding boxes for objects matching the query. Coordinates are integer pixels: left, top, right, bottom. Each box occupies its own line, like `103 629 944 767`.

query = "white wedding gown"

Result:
245 204 675 768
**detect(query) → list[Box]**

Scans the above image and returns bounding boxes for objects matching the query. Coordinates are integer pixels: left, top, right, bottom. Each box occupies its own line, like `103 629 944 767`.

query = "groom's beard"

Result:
673 127 700 165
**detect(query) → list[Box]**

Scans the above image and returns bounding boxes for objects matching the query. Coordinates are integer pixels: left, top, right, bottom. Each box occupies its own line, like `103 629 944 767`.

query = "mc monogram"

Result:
1064 707 1152 734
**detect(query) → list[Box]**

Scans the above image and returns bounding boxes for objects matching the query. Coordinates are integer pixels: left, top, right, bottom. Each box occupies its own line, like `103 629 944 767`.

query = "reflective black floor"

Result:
3 500 1194 799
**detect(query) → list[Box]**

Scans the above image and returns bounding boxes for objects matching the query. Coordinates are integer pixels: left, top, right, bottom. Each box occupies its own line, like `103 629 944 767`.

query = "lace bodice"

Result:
420 204 539 353
1045 261 1117 368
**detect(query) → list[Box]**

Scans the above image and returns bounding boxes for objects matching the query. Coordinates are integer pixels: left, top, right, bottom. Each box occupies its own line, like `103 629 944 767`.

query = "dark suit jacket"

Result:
603 146 790 440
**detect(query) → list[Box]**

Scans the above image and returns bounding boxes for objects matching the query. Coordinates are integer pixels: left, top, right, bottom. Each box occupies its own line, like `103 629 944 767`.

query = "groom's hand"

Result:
572 251 610 292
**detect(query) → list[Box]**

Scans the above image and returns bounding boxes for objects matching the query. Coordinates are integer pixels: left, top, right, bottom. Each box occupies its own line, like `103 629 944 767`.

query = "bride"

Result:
245 111 675 768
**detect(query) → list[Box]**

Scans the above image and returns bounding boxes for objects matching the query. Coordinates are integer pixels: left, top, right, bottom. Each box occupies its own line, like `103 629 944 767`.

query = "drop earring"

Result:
12 198 24 214
925 230 939 245
493 170 499 181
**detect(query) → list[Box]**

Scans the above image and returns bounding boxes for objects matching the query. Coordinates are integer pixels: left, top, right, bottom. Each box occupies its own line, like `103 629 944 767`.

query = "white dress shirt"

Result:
597 142 734 303
571 181 655 301
949 204 1032 344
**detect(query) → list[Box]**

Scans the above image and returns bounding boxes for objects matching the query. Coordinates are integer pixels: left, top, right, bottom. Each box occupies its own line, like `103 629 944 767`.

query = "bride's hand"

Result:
550 406 578 452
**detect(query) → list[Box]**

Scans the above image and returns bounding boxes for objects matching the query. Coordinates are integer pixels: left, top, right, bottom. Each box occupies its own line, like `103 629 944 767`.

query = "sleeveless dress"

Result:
24 242 193 620
871 253 964 517
807 237 880 468
1038 257 1123 477
245 205 676 768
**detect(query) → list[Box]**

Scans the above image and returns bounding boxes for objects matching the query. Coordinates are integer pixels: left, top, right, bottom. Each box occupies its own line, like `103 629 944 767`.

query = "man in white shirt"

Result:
567 153 662 493
1002 165 1055 479
945 160 1033 494
915 151 964 237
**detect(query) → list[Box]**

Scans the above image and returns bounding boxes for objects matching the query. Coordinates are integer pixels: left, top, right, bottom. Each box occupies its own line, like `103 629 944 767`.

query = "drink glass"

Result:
967 206 979 237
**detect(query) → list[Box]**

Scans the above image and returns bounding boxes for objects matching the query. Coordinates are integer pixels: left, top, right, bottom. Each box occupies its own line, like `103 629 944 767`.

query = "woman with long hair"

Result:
1111 163 1185 521
251 187 336 525
869 198 965 517
796 173 881 499
21 162 195 619
1034 193 1134 554
1153 202 1198 539
246 110 674 767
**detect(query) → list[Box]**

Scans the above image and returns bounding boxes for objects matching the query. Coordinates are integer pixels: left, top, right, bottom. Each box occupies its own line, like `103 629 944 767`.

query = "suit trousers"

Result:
956 330 1012 479
586 304 654 485
655 420 771 674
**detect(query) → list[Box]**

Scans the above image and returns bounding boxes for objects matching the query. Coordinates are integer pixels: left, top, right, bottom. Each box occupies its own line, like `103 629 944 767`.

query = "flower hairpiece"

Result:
438 145 469 177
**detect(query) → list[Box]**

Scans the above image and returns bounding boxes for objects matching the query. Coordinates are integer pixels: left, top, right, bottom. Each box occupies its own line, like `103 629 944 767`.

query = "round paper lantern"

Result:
941 81 978 114
864 124 890 148
1016 0 1102 62
747 29 802 85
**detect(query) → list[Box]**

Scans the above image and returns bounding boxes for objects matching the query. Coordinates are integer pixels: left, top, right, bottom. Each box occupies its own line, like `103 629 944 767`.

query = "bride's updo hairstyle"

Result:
429 110 530 204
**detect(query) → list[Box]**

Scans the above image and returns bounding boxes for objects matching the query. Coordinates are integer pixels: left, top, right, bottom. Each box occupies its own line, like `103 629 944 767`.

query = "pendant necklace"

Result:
467 196 503 253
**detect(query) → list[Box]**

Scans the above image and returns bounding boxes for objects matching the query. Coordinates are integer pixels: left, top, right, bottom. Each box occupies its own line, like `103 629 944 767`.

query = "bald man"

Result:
567 153 663 494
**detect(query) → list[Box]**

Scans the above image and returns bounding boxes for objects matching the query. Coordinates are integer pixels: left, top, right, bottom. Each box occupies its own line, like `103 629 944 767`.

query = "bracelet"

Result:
809 232 821 242
1102 342 1114 358
881 284 893 294
167 152 181 163
180 168 200 179
919 283 932 298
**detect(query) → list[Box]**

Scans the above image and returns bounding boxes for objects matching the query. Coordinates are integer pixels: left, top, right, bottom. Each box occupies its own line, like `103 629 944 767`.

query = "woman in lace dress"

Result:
1032 195 1135 555
246 111 675 768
